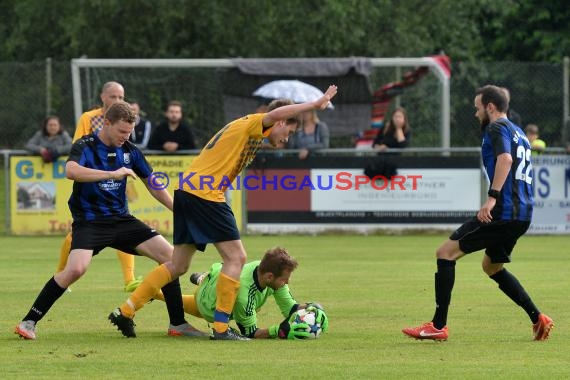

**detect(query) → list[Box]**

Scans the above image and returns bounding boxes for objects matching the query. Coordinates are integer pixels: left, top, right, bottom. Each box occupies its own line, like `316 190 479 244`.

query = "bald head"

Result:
100 81 125 110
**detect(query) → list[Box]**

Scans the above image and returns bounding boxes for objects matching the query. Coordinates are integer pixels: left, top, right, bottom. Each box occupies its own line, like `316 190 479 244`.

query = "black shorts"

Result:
450 217 530 263
173 190 240 252
71 215 159 255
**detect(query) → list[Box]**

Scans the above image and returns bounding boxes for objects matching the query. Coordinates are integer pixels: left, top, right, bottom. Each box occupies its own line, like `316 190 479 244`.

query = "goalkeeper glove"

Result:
268 317 311 339
306 305 329 332
305 301 325 311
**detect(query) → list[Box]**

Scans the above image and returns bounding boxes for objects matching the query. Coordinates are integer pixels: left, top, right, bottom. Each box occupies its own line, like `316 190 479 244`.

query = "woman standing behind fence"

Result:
25 116 72 163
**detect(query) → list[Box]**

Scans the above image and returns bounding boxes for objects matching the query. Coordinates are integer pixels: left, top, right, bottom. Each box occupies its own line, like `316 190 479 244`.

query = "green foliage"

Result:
2 234 570 379
484 0 570 62
0 0 496 61
1 0 567 63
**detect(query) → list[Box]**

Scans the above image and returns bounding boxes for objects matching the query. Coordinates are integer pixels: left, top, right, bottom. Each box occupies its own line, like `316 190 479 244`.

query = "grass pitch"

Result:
1 234 569 379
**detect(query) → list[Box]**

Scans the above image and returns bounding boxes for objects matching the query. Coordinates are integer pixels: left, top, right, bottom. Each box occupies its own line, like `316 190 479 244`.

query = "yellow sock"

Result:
120 264 171 318
153 291 202 318
213 272 239 333
117 250 135 285
55 232 72 273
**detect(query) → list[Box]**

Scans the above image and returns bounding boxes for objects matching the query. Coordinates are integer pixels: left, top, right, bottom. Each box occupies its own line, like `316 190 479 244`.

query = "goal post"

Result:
71 57 450 148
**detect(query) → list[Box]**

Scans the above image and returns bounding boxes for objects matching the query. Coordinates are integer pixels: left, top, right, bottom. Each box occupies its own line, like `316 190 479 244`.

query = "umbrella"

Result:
253 80 334 109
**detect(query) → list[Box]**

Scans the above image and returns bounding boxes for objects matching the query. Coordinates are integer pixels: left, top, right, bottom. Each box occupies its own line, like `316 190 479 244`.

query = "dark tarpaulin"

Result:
222 58 374 140
233 57 372 77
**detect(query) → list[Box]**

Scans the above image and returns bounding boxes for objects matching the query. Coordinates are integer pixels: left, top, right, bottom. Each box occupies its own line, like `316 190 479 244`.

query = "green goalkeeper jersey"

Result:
196 261 297 336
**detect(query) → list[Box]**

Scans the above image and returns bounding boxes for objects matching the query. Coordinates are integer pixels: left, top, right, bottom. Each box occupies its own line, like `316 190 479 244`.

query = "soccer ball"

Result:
293 308 322 339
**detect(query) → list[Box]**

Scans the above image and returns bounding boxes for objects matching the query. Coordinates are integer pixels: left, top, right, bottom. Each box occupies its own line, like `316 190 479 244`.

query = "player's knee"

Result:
176 261 190 276
235 250 246 267
166 261 188 277
436 240 462 261
155 249 173 264
57 266 86 286
482 261 502 276
225 250 246 268
435 246 452 260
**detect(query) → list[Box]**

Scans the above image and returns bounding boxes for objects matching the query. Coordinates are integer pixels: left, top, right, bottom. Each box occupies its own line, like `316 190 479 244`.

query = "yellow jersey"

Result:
180 113 270 202
73 108 104 142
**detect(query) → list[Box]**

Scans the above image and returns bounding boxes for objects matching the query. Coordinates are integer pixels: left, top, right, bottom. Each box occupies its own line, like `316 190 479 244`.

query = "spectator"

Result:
148 100 196 152
129 101 152 149
25 116 72 163
372 107 411 152
525 124 546 155
287 110 328 160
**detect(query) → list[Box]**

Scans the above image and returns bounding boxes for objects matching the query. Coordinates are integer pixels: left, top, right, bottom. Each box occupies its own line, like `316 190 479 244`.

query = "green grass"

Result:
0 156 5 234
1 235 569 379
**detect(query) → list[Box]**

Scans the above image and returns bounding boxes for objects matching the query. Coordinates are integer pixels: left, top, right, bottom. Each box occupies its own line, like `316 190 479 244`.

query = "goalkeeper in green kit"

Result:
151 246 328 339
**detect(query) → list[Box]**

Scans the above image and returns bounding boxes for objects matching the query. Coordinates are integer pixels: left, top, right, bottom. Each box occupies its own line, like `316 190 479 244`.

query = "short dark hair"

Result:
104 101 136 124
258 247 298 277
476 85 508 113
167 100 183 111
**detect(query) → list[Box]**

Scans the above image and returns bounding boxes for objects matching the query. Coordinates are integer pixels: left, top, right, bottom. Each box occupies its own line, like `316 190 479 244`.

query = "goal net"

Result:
71 57 449 149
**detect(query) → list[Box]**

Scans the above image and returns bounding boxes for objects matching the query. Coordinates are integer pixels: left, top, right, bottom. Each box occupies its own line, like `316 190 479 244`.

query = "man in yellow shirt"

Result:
56 81 142 292
109 85 338 340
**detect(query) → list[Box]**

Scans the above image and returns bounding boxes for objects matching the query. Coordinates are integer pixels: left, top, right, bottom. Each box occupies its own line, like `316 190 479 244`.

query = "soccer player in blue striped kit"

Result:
15 102 205 340
403 85 553 341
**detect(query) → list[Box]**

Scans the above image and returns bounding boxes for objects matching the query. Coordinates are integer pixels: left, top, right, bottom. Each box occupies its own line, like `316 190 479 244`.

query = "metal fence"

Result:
0 59 568 150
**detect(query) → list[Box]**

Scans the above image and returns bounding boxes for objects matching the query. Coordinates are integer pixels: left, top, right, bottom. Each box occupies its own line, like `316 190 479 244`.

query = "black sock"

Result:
432 259 456 329
22 277 67 323
490 269 540 324
161 278 186 326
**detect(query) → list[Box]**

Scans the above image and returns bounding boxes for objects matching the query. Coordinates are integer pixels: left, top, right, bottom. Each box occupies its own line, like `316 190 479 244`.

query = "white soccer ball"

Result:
293 308 322 339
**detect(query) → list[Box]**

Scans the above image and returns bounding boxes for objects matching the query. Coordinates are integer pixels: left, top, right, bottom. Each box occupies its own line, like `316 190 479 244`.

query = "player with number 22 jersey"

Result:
481 118 533 221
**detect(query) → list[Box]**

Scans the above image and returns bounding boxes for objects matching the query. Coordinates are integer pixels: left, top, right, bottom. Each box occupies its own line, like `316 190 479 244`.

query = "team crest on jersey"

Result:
123 153 131 164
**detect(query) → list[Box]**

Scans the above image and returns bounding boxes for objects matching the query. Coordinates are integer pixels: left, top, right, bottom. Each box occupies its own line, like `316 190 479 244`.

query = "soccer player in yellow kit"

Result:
56 81 141 292
109 85 338 340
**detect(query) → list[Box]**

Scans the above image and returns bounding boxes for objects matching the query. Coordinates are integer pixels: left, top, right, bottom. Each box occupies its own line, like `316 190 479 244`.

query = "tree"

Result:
0 0 489 62
481 0 570 62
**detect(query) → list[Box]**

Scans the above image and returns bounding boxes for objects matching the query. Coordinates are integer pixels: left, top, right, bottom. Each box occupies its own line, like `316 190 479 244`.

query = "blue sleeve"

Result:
67 139 88 164
488 123 511 156
130 145 153 178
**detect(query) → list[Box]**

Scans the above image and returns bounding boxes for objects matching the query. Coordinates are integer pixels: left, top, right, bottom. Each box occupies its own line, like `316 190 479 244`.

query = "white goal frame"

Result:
71 57 450 148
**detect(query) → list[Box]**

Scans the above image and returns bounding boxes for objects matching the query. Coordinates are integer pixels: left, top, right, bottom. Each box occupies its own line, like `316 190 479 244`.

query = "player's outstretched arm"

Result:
262 85 338 127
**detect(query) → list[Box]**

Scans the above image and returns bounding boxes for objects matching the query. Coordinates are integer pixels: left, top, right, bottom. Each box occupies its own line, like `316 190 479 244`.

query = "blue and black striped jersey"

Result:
481 118 533 221
67 134 153 221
